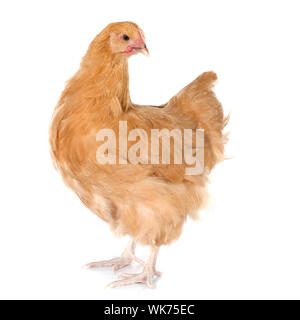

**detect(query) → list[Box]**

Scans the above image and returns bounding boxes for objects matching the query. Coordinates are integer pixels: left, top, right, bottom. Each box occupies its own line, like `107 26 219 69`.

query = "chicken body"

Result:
49 22 228 288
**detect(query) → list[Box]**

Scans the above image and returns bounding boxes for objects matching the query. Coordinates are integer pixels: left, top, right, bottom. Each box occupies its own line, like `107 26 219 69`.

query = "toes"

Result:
113 263 130 272
83 260 115 268
155 270 162 277
84 257 131 270
105 280 121 289
147 282 155 289
146 275 154 289
133 256 145 265
119 273 132 279
119 272 136 279
106 270 158 289
84 262 101 268
105 276 143 289
83 262 95 269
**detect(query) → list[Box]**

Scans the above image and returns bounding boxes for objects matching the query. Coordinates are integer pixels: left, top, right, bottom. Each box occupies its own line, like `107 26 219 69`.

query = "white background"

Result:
0 0 299 299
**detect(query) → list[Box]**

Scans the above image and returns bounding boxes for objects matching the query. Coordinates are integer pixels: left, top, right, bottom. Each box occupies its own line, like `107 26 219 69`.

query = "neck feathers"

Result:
78 35 131 112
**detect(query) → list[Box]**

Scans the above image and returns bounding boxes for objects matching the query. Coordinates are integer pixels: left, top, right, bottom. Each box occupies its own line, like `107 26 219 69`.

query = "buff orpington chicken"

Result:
49 21 228 288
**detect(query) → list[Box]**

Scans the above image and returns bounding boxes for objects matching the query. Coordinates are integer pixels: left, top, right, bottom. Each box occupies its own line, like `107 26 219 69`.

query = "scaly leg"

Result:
84 239 144 272
106 245 161 289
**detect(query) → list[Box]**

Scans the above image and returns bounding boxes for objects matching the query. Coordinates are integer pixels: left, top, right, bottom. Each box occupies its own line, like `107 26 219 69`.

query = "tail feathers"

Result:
168 71 229 171
193 71 217 90
177 71 217 99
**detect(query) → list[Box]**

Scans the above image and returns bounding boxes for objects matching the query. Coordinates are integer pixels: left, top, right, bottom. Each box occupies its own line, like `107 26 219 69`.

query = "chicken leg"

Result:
84 239 144 272
106 246 161 289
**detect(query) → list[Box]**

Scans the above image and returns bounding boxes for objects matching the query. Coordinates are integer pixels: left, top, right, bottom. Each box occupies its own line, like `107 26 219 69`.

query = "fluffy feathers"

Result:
49 22 228 247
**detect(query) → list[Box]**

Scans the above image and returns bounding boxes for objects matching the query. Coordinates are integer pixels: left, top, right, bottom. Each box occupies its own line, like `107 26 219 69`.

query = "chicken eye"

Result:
122 34 130 41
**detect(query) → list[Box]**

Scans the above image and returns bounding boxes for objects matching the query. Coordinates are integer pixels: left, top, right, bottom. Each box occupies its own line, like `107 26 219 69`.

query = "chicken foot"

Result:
106 246 161 289
84 239 144 272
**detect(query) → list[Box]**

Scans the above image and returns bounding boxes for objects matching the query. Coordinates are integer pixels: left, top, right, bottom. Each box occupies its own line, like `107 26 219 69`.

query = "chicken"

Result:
49 21 228 288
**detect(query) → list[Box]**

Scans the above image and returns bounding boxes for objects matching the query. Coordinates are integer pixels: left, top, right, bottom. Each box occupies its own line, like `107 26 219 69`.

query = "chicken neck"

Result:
80 47 132 112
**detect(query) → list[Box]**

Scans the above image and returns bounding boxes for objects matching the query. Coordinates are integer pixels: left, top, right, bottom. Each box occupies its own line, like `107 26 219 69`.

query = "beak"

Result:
141 44 149 56
138 28 149 56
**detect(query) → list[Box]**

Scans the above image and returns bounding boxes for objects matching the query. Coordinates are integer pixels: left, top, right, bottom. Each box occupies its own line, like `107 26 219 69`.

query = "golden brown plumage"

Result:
49 21 228 288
